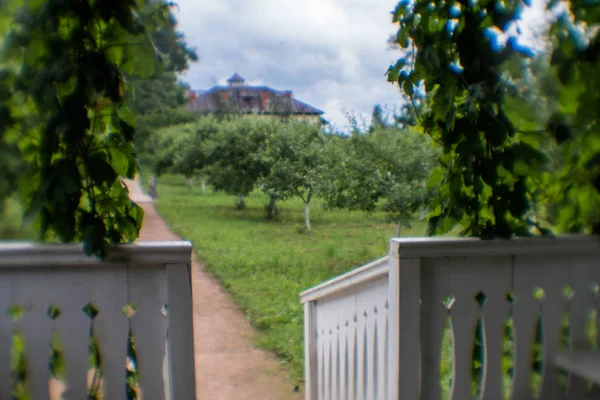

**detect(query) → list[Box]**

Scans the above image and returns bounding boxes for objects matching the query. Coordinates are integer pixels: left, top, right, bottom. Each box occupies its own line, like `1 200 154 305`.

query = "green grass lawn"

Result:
151 174 433 384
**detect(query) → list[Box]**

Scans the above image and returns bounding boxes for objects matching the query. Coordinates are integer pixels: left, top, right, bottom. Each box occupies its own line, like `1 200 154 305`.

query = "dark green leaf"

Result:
88 154 118 185
119 118 136 141
403 81 414 97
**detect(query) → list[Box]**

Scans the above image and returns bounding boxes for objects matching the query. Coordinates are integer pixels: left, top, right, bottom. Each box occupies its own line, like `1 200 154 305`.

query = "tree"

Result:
203 117 273 209
129 72 190 115
387 0 600 238
257 121 328 232
0 0 168 257
136 107 200 168
126 2 198 116
151 116 220 191
320 117 438 233
125 1 199 166
371 104 387 129
377 127 438 233
171 120 217 188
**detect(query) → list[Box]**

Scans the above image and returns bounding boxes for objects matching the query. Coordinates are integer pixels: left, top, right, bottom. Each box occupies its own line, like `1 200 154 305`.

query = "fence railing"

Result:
0 241 196 400
301 257 391 400
301 236 600 400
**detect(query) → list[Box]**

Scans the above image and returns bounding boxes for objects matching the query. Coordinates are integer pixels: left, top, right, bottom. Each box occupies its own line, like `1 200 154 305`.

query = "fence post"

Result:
389 239 421 400
166 263 196 399
388 253 400 400
304 301 318 400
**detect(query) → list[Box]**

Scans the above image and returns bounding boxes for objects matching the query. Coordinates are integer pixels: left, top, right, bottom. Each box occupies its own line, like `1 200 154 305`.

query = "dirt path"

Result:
125 178 302 400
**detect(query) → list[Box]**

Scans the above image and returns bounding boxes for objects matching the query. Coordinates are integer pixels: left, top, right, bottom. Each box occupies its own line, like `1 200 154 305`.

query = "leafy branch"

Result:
0 0 165 257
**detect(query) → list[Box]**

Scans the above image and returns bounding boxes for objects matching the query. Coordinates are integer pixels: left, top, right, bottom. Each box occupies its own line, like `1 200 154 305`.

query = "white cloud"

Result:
171 0 552 129
172 0 402 128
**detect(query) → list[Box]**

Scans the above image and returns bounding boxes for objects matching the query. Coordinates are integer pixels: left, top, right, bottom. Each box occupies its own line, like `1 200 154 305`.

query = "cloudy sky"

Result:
171 0 548 129
171 0 403 129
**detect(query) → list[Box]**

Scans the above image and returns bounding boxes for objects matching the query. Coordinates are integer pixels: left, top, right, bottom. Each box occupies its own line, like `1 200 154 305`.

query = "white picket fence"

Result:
301 236 600 400
0 241 195 400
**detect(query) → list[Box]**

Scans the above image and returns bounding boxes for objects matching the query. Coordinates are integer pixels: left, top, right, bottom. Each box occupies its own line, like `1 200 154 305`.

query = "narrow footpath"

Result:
125 178 302 400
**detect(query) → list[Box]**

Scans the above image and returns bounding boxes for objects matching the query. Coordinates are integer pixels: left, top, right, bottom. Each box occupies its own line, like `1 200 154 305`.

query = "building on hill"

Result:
187 73 325 124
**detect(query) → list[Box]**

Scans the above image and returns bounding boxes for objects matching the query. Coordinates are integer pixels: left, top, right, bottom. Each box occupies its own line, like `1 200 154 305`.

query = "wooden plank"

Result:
0 272 12 399
332 326 339 400
556 350 600 386
567 256 596 399
354 279 382 400
13 269 63 400
536 257 570 400
317 296 334 400
339 292 355 400
349 324 357 400
324 331 331 400
394 257 420 400
0 241 192 268
90 265 130 400
511 256 541 400
127 265 168 400
366 313 376 400
300 257 389 303
317 320 324 400
356 282 377 400
356 320 366 400
420 259 449 400
340 322 348 400
390 236 600 260
376 307 386 400
447 268 478 400
49 267 91 399
165 263 196 400
512 255 570 400
305 302 319 400
477 257 512 400
163 337 171 400
592 267 600 398
383 312 390 400
387 255 399 400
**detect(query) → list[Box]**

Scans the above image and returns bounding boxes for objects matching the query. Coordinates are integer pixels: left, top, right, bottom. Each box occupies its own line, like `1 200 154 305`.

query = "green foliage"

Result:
129 72 189 115
321 123 438 228
0 0 168 256
145 114 439 230
388 0 600 237
135 107 199 167
125 1 197 116
148 116 275 206
542 11 600 233
257 121 328 231
389 0 537 238
150 116 219 178
0 196 36 240
151 175 446 385
258 121 326 202
0 141 24 214
204 117 274 199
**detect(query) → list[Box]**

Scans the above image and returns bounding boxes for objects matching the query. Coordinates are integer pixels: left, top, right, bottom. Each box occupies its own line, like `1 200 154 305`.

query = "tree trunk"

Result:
396 223 402 237
267 195 278 220
185 176 193 189
201 177 207 193
235 194 246 209
304 201 311 232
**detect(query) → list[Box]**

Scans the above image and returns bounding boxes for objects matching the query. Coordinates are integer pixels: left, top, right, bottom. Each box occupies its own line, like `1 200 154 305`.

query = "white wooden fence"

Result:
301 236 600 400
0 241 196 400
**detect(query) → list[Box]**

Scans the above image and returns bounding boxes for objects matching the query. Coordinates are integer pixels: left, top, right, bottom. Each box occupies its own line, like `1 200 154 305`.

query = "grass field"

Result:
151 174 435 383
